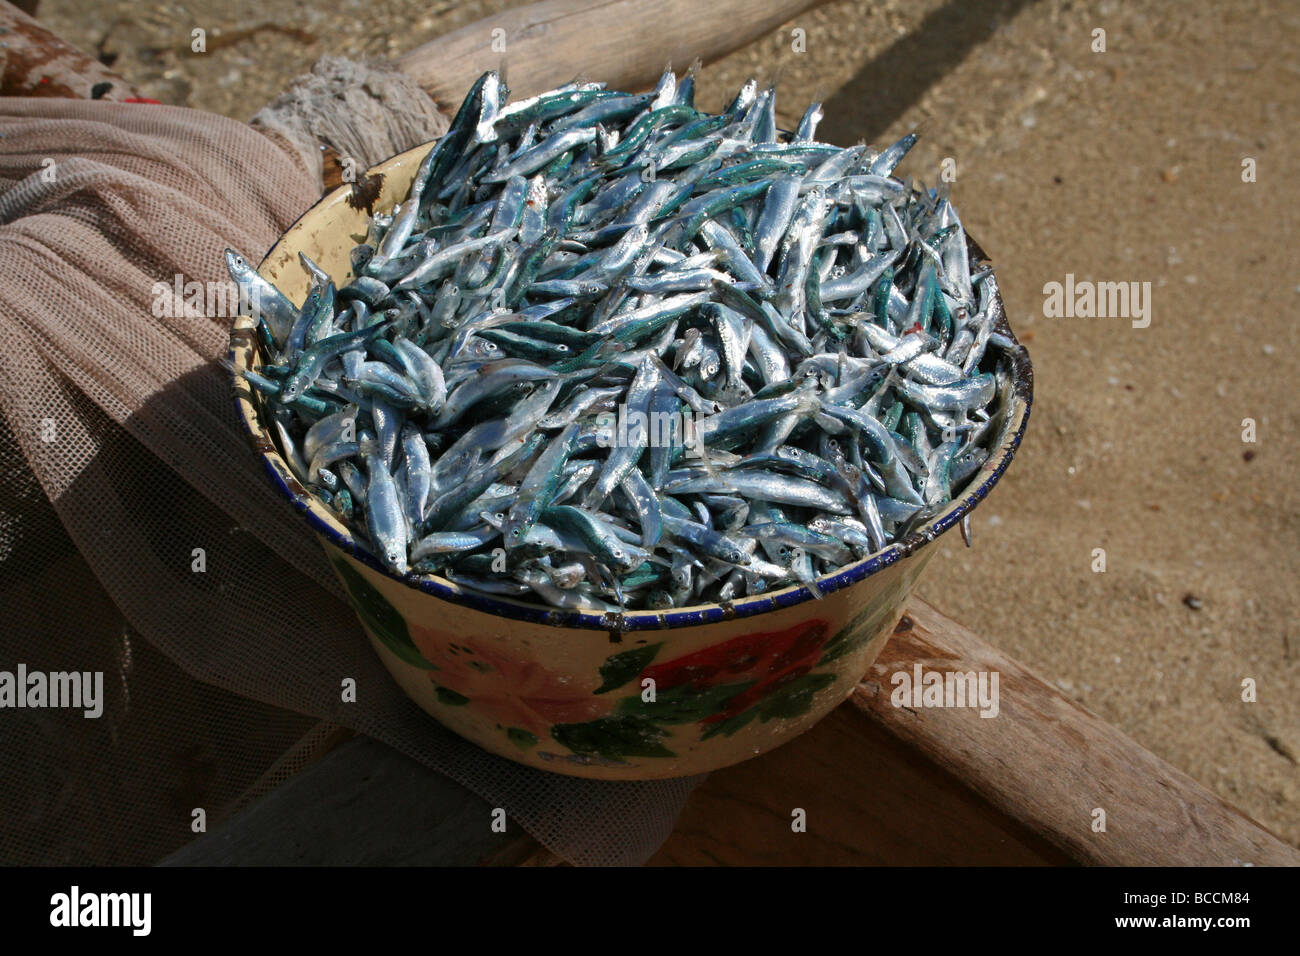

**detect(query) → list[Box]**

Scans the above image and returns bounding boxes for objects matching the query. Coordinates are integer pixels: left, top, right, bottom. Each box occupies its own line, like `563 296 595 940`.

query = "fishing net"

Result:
0 62 700 867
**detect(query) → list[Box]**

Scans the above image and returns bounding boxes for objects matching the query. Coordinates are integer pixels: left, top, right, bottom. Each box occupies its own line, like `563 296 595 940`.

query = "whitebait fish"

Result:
230 69 1018 611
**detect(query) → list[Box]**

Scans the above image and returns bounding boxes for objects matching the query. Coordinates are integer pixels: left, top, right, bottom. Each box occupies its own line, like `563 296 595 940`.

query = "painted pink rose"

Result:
408 624 611 737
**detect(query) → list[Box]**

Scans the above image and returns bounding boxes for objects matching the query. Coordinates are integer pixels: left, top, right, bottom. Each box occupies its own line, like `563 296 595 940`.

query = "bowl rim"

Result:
228 140 1034 633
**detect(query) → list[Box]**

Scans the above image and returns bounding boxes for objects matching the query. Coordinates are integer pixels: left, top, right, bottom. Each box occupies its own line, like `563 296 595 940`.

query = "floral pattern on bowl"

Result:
329 545 935 777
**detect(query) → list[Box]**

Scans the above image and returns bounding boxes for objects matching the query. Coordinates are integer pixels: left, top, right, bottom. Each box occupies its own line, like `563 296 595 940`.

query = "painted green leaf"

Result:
700 708 758 740
434 685 469 706
594 642 662 694
507 727 538 750
818 594 901 666
332 557 439 670
551 716 676 760
614 680 755 725
757 672 838 722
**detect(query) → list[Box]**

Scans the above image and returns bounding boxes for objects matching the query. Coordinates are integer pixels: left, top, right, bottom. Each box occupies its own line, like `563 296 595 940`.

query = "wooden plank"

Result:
652 600 1300 866
397 0 828 110
160 736 555 866
651 701 1074 865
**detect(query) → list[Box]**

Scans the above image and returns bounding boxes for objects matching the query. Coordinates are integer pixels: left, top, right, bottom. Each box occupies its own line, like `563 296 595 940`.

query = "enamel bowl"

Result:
229 141 1033 780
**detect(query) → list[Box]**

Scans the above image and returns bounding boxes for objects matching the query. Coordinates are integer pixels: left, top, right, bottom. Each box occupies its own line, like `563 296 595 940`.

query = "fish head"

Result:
224 249 251 280
608 545 645 575
503 516 530 544
383 545 408 575
278 373 306 403
647 591 674 610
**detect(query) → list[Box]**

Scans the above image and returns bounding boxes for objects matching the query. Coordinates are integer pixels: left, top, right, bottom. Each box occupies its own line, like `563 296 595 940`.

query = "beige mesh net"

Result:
0 89 700 867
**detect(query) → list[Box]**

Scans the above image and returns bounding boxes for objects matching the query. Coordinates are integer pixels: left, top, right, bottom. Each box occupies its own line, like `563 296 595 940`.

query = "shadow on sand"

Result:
819 0 1043 146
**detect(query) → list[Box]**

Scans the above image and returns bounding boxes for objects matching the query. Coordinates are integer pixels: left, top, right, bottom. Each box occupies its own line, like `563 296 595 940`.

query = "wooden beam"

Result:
853 601 1300 866
397 0 828 110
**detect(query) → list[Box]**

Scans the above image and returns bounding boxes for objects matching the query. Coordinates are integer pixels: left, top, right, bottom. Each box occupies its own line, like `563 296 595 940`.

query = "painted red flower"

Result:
640 620 830 724
408 624 611 737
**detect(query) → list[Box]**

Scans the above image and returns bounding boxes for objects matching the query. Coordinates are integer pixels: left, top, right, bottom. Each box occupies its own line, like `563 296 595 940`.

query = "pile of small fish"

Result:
228 67 1014 612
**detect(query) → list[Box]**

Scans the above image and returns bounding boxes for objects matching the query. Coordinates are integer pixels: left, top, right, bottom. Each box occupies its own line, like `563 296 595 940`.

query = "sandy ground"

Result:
38 0 1299 846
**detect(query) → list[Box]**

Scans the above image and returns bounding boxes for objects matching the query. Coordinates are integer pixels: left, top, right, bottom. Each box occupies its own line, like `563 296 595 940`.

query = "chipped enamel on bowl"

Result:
229 140 1033 780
